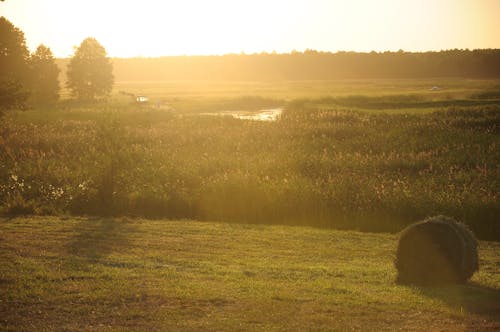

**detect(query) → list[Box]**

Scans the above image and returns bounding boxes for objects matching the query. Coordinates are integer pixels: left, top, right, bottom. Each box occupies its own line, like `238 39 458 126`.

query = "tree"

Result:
0 79 29 111
28 44 60 105
0 16 30 110
67 37 114 100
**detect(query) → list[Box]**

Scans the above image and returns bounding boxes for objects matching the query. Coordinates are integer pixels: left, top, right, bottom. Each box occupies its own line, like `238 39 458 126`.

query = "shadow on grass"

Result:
66 218 134 263
414 282 500 323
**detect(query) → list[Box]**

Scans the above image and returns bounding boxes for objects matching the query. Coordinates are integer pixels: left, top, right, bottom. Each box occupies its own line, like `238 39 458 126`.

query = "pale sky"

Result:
1 0 500 57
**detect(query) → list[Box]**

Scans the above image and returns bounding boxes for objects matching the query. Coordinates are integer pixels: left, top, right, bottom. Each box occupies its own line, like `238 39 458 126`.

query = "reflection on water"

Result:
203 108 283 121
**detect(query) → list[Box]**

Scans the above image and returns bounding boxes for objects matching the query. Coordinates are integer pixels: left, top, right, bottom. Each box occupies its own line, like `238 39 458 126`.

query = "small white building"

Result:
136 95 149 103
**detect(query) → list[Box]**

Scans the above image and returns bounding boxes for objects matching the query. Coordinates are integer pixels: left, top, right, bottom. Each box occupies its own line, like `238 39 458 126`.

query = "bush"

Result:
395 215 479 284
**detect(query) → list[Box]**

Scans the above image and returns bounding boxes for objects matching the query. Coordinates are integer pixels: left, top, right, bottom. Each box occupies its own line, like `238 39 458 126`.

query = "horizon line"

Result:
53 48 500 59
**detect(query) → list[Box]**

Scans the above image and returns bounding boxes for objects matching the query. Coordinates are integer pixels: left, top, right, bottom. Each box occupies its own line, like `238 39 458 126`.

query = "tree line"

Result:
0 17 113 111
3 14 500 111
110 49 500 81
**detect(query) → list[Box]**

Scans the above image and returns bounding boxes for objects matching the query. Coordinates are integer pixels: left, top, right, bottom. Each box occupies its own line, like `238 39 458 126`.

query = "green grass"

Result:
54 78 500 113
1 78 499 242
0 216 499 331
110 79 500 100
2 103 499 239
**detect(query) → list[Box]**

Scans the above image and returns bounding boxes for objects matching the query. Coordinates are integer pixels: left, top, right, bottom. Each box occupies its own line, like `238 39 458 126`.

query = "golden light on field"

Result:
1 0 500 57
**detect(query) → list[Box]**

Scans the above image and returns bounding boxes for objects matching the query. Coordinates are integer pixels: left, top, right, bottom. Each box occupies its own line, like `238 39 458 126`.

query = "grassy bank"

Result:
0 217 499 330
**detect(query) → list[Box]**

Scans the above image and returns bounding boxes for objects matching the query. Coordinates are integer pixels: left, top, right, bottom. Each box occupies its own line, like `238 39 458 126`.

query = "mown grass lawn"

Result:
1 216 499 331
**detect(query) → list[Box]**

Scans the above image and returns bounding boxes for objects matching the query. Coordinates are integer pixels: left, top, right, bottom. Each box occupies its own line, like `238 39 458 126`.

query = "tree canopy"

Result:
29 44 60 105
66 37 114 100
111 49 500 81
0 16 30 110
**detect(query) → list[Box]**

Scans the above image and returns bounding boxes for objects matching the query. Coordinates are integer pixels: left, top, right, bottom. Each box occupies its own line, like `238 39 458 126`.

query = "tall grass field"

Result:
1 79 499 239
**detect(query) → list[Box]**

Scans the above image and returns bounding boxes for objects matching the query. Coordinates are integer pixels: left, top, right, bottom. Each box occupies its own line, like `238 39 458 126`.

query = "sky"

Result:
1 0 500 58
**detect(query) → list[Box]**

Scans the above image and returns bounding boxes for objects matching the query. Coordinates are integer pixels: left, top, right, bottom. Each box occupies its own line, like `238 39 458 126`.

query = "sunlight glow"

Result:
1 0 500 57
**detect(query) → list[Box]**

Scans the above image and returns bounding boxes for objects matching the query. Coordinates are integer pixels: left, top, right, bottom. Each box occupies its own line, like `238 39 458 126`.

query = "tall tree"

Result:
29 44 60 105
66 37 114 100
0 16 29 110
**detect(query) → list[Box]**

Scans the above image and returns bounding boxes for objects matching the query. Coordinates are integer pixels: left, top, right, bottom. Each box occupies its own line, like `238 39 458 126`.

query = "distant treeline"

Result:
58 49 500 81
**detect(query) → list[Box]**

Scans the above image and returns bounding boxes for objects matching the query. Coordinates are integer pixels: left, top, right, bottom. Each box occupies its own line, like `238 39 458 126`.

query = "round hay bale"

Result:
395 215 479 284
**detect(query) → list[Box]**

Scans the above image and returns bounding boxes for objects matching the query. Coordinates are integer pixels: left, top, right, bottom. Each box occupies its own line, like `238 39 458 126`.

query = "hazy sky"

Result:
1 0 500 57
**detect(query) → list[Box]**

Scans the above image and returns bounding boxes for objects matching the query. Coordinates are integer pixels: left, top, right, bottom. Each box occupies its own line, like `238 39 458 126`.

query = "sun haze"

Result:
1 0 500 57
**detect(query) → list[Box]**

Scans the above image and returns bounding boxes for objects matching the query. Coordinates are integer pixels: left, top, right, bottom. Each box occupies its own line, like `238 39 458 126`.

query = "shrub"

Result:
3 192 37 216
395 215 479 284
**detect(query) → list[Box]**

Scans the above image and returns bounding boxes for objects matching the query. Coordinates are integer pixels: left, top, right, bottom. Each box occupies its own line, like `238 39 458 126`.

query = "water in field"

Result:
203 108 283 121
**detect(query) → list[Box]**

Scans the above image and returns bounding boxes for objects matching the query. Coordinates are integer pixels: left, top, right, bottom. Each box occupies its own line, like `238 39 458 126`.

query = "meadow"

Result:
1 216 499 330
1 79 499 239
1 79 499 330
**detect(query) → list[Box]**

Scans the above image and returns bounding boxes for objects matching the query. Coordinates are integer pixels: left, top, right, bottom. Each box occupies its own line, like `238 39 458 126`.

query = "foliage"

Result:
111 49 500 81
395 215 479 284
66 37 114 100
28 44 59 105
0 16 29 110
1 101 498 239
0 78 29 113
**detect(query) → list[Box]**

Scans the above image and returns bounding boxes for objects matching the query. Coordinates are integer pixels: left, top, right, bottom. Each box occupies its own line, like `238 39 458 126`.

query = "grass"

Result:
0 216 499 331
1 78 499 241
2 78 495 330
110 78 500 100
2 100 498 239
53 78 500 113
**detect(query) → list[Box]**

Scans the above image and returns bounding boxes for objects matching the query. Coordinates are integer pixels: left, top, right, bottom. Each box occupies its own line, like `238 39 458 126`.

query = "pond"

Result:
202 107 283 121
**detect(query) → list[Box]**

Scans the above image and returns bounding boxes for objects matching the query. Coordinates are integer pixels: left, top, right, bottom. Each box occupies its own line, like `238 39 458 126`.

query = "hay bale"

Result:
395 215 479 284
